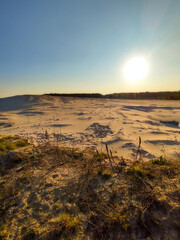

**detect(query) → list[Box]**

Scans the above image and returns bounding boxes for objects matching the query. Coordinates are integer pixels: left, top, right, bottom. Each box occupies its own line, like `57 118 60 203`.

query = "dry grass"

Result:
0 136 179 239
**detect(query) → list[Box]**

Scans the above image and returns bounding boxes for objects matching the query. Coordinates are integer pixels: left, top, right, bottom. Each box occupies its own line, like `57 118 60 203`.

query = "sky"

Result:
0 0 180 98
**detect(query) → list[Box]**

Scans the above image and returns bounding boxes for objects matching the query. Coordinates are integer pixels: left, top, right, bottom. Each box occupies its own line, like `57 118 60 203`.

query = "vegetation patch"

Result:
127 165 145 179
152 155 168 165
0 136 29 155
0 136 179 240
42 213 82 239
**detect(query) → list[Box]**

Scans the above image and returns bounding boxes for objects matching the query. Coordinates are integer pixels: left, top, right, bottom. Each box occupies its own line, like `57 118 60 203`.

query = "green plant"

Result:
128 165 145 179
0 136 29 154
152 156 167 165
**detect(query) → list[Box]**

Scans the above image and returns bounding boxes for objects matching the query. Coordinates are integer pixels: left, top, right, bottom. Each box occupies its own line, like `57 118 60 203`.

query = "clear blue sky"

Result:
0 0 180 97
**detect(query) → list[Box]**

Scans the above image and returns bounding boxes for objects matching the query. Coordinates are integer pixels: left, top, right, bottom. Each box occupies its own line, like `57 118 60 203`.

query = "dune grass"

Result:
0 136 29 155
0 136 179 239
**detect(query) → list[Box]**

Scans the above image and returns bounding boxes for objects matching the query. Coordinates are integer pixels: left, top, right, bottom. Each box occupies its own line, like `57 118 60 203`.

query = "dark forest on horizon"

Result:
45 91 180 100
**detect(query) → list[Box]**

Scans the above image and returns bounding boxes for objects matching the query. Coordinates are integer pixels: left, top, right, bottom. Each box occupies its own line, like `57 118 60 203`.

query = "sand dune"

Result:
0 95 179 160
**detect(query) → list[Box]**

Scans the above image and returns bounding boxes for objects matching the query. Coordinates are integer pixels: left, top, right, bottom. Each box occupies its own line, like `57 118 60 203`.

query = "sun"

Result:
123 57 148 82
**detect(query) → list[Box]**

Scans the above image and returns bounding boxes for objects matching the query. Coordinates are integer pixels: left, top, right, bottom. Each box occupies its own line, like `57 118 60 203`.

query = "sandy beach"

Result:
0 95 179 160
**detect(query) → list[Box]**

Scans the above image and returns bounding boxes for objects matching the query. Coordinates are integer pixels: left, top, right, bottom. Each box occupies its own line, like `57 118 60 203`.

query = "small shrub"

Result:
152 156 167 165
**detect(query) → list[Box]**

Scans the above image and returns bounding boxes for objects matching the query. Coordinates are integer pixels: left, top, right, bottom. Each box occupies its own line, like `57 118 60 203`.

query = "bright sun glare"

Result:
123 57 148 82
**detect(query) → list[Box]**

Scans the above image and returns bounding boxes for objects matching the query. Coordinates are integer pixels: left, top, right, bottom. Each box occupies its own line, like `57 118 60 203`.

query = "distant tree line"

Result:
45 91 180 100
105 91 180 100
45 93 103 98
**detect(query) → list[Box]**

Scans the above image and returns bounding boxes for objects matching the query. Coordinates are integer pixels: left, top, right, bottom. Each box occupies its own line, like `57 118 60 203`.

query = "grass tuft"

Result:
152 155 168 165
0 136 29 155
43 213 82 239
128 165 145 179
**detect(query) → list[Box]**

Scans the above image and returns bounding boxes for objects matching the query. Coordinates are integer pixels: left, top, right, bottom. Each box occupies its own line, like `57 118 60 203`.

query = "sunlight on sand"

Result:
0 95 179 160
